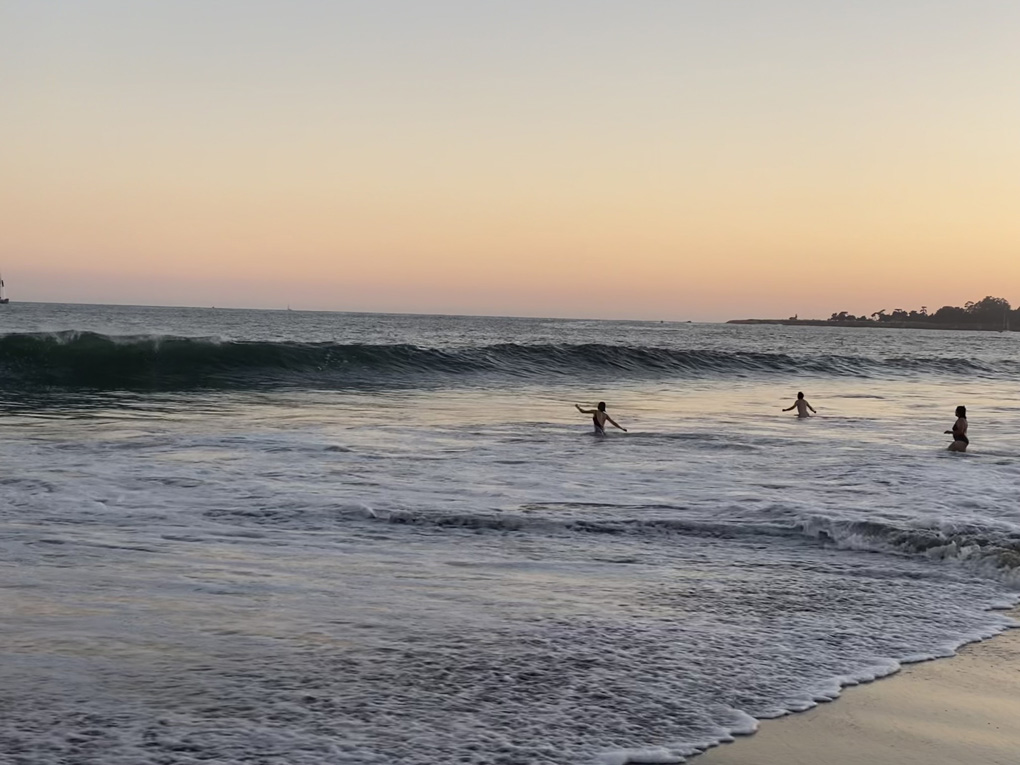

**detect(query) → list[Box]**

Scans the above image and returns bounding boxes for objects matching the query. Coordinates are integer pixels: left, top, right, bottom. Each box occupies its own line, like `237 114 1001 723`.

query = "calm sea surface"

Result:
1 303 1019 764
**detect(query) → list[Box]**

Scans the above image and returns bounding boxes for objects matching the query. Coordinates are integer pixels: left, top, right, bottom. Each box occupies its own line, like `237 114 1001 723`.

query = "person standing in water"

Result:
575 402 627 436
945 405 969 452
782 392 817 418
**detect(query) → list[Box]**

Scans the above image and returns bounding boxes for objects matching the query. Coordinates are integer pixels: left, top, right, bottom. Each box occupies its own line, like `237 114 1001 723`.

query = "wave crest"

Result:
0 331 1015 390
381 509 1020 583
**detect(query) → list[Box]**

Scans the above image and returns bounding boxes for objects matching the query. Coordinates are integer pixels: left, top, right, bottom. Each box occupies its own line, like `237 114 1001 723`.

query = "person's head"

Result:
597 401 606 412
955 405 967 418
797 392 804 399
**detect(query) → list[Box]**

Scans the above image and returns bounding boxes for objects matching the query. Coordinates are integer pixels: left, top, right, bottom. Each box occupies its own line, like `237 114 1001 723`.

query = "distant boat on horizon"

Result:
0 273 8 304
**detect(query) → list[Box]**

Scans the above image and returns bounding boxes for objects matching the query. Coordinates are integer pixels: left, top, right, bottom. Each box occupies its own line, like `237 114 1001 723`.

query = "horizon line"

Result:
3 299 710 326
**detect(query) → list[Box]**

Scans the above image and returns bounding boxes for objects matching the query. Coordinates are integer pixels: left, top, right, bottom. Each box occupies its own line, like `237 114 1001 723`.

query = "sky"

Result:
2 1 1019 320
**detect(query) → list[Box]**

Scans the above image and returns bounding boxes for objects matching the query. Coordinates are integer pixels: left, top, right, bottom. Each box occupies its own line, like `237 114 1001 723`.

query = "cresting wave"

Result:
381 508 1020 585
1 331 1017 390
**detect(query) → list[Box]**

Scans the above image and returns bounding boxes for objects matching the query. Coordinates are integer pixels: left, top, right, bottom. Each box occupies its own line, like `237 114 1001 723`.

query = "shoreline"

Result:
689 609 1020 765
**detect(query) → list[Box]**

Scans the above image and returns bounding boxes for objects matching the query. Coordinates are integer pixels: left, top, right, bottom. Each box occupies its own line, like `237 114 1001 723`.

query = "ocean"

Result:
1 302 1018 765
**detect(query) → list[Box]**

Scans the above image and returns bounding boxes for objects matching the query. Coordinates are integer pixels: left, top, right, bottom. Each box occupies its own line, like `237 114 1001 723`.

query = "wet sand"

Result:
693 612 1020 765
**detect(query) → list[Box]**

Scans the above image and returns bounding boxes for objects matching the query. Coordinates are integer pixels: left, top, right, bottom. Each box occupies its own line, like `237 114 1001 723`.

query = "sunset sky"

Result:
2 1 1019 320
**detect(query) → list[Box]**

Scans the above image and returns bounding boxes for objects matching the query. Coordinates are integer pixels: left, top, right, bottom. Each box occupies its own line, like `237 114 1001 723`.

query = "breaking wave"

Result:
0 331 1017 390
381 508 1020 584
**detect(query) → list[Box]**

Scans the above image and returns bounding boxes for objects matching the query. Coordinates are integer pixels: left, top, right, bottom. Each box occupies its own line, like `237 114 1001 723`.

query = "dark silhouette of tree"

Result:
829 311 856 322
932 305 968 323
966 296 1011 324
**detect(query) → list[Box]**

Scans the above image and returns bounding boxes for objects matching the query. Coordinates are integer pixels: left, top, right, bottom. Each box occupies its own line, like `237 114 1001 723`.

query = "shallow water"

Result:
1 304 1018 764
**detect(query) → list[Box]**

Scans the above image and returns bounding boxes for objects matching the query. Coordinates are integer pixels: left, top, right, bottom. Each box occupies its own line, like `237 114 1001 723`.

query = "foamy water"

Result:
1 304 1018 764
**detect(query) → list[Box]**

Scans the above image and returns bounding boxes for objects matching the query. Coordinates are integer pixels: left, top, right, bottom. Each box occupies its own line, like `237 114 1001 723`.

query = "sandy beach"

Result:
693 611 1020 765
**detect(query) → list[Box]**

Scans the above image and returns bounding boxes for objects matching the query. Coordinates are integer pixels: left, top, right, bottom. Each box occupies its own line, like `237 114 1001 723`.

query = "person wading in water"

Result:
575 402 627 436
782 392 817 418
946 405 969 452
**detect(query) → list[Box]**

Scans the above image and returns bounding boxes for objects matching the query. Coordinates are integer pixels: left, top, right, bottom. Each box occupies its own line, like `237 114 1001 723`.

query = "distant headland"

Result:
729 295 1016 332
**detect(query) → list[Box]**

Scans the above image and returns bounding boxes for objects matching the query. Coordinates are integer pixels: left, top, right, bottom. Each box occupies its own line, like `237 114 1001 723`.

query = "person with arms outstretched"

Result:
945 405 968 452
576 402 627 436
783 392 816 418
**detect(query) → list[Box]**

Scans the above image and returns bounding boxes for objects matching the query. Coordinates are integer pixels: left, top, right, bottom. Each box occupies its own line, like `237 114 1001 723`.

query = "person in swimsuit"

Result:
945 405 968 452
782 392 816 418
575 402 627 435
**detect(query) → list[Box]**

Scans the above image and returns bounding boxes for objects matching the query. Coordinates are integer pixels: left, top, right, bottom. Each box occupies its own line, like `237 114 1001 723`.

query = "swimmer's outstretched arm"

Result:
575 404 597 414
807 402 817 414
605 416 627 432
782 403 795 411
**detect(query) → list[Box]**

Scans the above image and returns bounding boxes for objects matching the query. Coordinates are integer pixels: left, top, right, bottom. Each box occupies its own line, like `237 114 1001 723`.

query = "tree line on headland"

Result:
827 295 1014 330
729 295 1016 330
